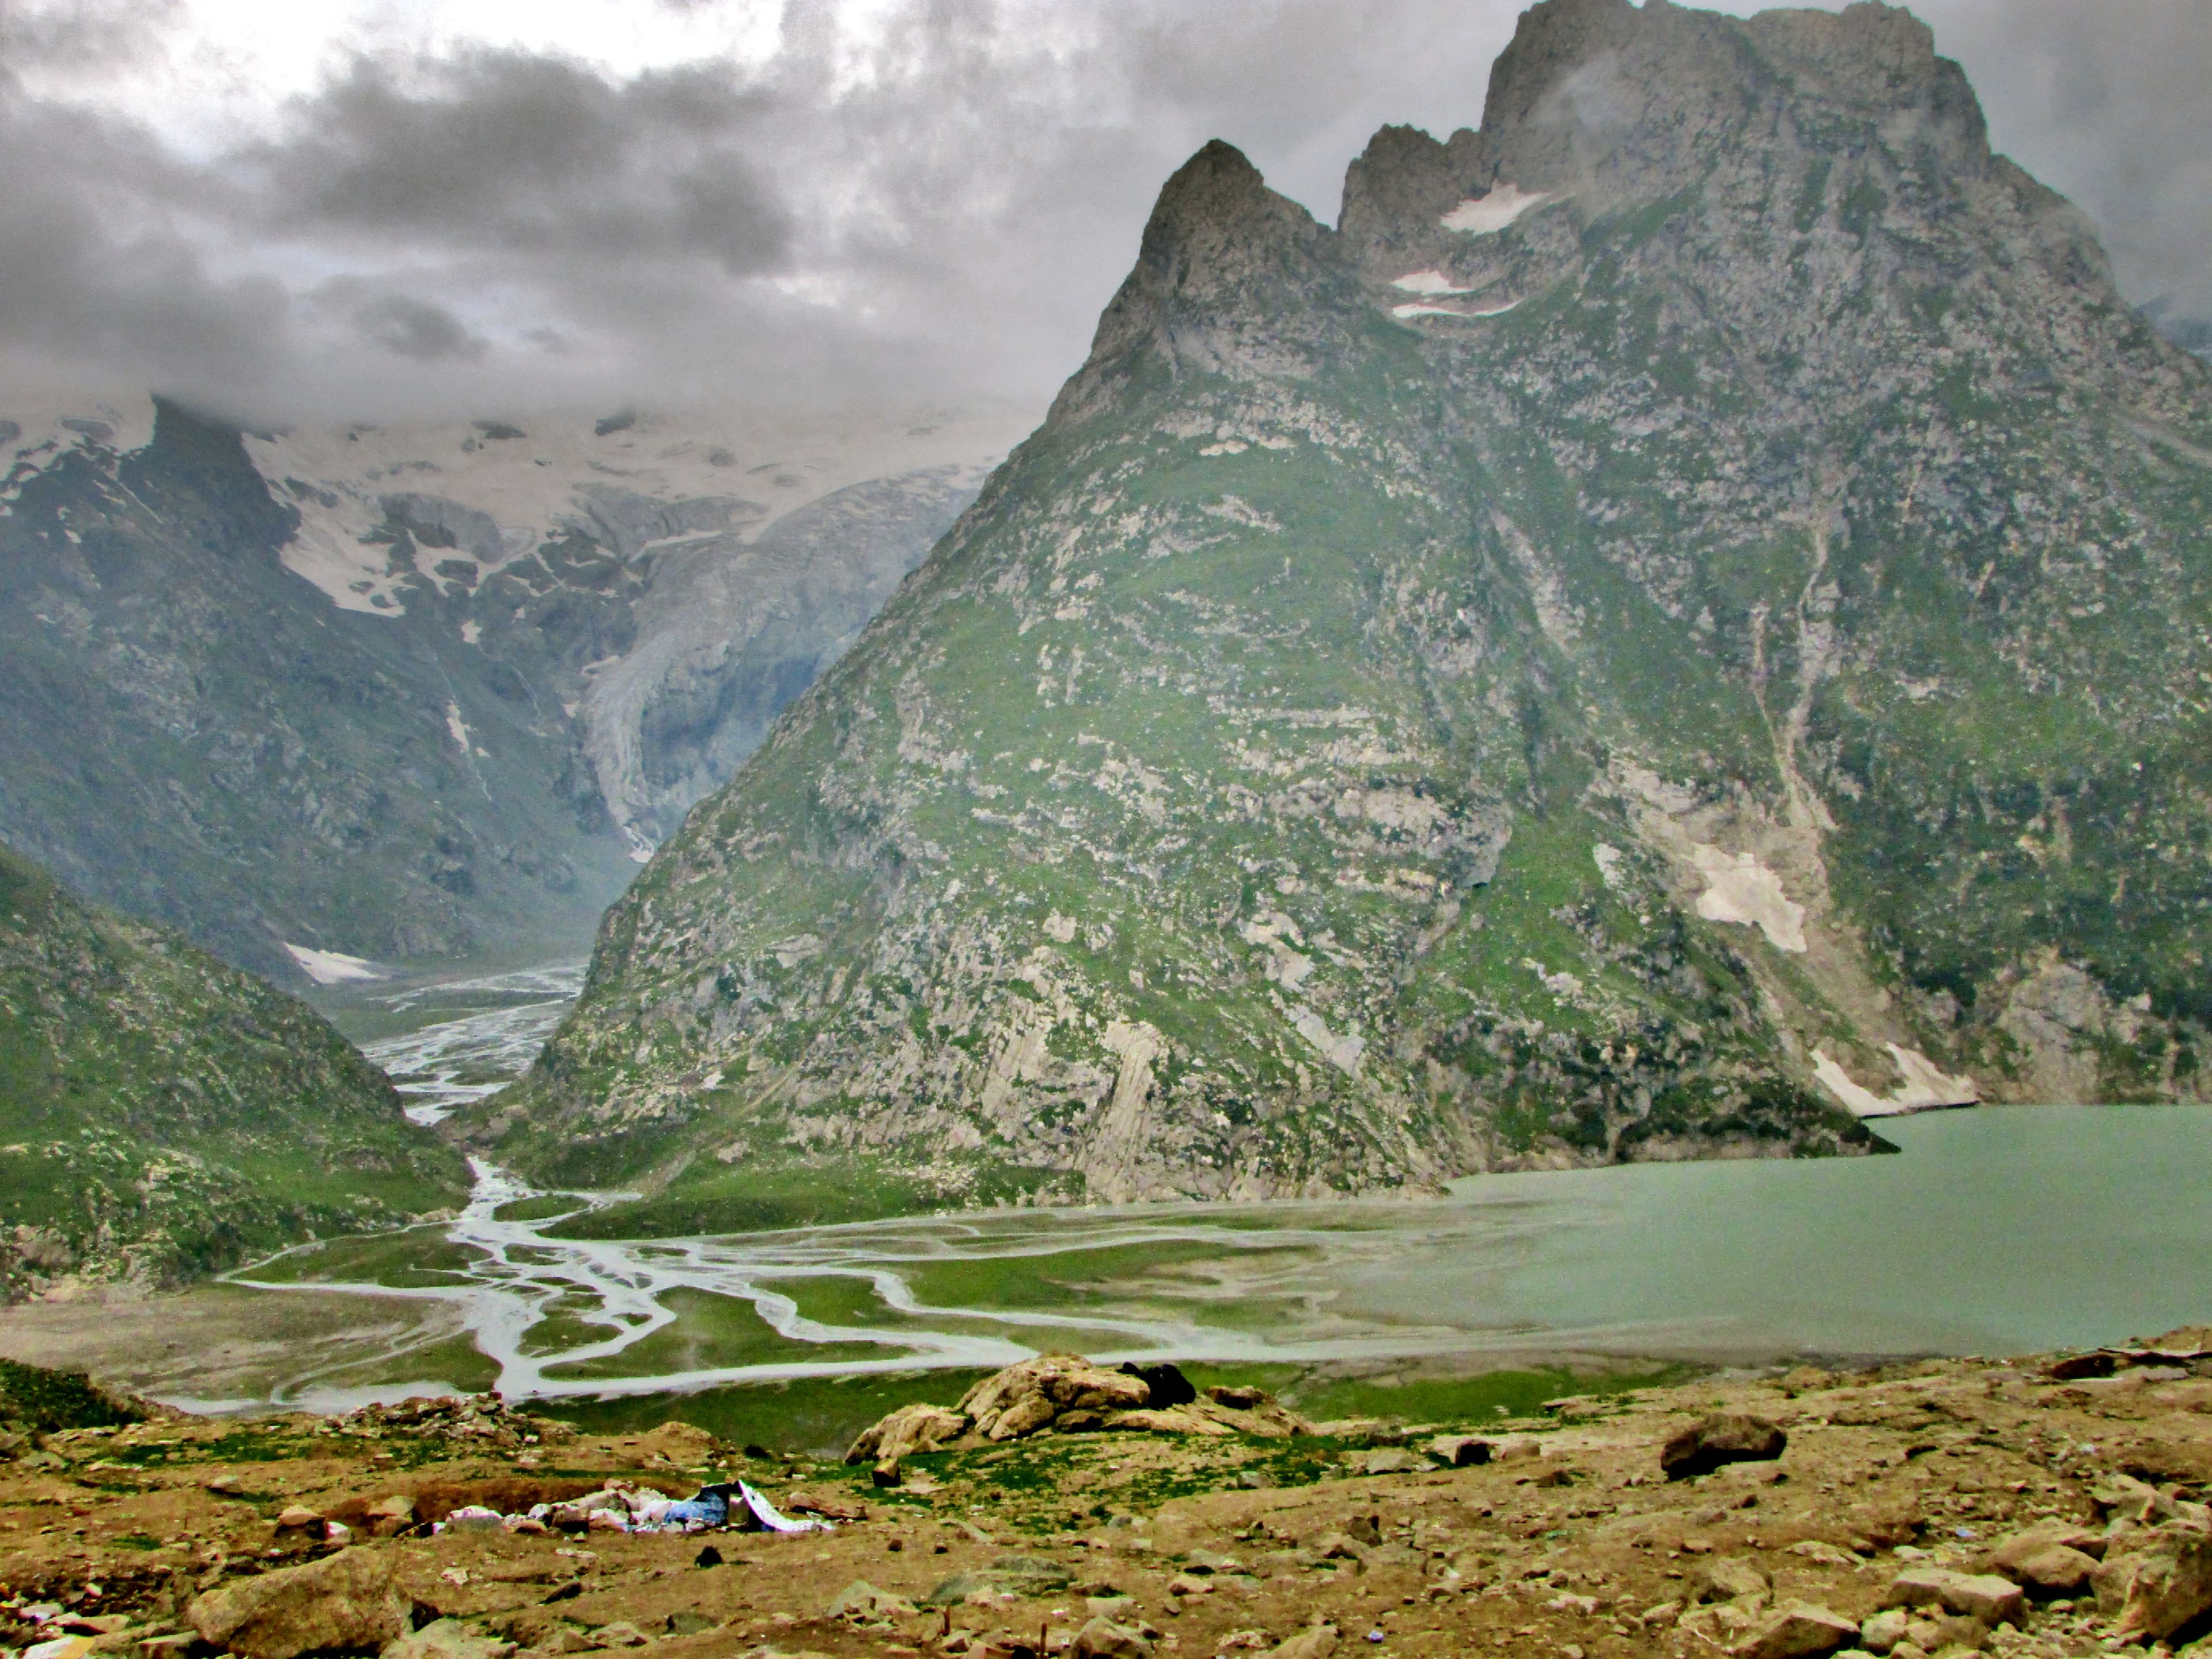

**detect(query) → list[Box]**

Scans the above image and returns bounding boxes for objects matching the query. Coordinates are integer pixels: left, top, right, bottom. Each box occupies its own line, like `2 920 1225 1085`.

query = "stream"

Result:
249 964 2212 1412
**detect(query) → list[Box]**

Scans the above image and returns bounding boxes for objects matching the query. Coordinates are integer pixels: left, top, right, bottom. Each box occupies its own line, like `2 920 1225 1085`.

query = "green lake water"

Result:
1338 1105 2212 1362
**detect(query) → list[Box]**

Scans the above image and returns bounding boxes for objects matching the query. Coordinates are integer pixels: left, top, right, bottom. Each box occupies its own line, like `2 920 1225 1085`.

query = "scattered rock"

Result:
1203 1385 1263 1411
1726 1601 1858 1659
1662 1414 1787 1481
1696 1559 1774 1604
1491 1437 1542 1464
363 1497 415 1539
924 1556 1073 1607
1357 1448 1427 1476
829 1582 918 1622
631 1422 718 1467
1260 1626 1337 1659
1857 1609 1908 1654
2093 1524 2212 1643
271 1507 323 1535
1071 1618 1152 1659
664 1613 715 1637
1883 1566 2026 1627
588 1624 650 1649
188 1546 412 1659
380 1619 516 1659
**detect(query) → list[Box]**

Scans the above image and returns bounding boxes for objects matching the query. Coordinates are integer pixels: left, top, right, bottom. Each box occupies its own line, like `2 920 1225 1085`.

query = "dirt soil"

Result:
5 1347 2211 1659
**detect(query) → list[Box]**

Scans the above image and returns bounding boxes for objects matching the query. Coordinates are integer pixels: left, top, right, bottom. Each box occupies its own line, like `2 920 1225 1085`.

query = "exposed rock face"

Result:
187 1546 412 1659
0 844 465 1296
482 0 2212 1218
0 401 1018 984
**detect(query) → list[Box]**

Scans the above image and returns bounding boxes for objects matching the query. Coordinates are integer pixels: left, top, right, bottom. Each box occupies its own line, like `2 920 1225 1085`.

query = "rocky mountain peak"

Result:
1463 0 1986 203
1050 139 1351 425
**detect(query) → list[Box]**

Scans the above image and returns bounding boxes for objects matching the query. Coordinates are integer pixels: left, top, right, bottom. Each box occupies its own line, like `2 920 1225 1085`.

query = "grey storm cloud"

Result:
322 282 490 362
0 0 2205 423
248 50 793 277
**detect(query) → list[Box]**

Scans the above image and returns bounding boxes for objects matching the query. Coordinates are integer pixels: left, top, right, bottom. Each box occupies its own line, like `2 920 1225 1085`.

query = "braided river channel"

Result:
253 963 2212 1412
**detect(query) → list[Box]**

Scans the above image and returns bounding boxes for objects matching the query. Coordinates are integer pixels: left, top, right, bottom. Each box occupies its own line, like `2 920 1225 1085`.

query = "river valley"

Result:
5 965 2209 1415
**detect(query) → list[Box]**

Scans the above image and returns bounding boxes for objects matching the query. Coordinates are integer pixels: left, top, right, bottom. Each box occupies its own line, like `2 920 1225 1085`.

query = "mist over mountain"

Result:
0 395 1027 984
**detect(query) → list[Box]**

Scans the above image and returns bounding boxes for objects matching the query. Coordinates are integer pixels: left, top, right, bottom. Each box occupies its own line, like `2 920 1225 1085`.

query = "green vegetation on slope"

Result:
0 843 468 1296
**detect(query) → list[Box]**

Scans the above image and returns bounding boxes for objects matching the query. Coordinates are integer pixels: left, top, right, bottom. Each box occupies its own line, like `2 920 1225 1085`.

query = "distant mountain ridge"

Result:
468 0 2212 1226
0 396 1027 984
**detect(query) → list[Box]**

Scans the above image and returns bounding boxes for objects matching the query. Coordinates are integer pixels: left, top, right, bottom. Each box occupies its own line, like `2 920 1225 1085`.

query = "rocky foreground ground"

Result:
6 1336 2212 1659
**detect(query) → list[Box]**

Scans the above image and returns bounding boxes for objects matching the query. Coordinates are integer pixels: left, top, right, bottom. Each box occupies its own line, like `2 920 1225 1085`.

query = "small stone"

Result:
874 1457 904 1488
272 1508 323 1534
589 1624 650 1649
1857 1609 1908 1655
664 1612 715 1636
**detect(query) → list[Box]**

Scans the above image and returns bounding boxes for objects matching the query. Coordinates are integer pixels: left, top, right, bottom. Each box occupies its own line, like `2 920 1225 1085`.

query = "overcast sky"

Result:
3 0 2205 426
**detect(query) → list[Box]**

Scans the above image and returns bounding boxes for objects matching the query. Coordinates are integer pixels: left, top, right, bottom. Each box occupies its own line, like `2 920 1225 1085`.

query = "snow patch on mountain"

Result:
283 944 388 984
1440 182 1554 235
0 394 157 506
1813 1044 1980 1117
243 404 1033 617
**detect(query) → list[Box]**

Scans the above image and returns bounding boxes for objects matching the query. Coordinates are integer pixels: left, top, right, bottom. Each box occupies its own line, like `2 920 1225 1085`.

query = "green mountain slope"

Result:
0 844 467 1297
470 0 2212 1224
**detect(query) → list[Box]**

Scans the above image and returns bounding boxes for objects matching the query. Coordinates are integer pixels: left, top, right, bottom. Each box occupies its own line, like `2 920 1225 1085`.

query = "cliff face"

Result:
474 0 2212 1224
0 844 466 1298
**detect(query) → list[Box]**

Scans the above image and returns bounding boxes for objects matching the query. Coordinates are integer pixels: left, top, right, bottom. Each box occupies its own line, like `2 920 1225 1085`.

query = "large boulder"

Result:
2093 1524 2212 1643
188 1547 411 1659
958 1355 1150 1441
1884 1566 2027 1627
1661 1414 1787 1480
1726 1602 1858 1659
844 1402 971 1465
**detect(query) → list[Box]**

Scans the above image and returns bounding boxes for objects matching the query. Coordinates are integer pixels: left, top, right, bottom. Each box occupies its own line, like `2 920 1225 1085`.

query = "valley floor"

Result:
4 1338 2209 1658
